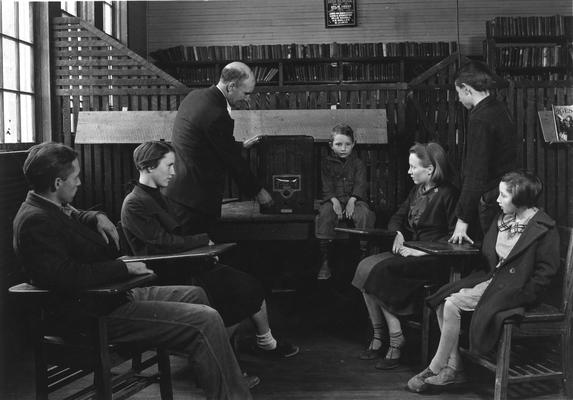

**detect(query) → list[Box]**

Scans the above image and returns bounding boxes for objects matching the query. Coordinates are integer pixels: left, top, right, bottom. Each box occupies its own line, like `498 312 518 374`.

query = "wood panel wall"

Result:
144 0 573 57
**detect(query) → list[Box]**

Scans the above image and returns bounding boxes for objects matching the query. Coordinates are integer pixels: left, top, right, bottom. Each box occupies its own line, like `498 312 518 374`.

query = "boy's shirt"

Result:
320 151 368 204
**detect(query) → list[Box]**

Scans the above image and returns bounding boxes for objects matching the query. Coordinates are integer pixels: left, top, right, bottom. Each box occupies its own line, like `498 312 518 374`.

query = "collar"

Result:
215 84 232 115
27 191 77 216
470 94 495 115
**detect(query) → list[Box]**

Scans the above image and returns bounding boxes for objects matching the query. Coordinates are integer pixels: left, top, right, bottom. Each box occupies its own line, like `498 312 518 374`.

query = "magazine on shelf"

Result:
552 105 573 142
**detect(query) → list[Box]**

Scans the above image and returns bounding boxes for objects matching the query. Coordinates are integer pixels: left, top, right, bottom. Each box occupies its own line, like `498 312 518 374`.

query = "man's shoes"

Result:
407 367 438 393
375 357 400 370
256 341 300 358
242 372 261 389
424 366 468 386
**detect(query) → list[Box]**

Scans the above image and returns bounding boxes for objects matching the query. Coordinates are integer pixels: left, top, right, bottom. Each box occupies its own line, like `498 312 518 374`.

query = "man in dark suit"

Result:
166 61 272 235
13 142 253 399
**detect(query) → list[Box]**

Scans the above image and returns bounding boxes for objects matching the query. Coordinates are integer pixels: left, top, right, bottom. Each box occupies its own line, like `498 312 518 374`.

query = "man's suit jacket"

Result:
13 191 128 292
166 86 261 218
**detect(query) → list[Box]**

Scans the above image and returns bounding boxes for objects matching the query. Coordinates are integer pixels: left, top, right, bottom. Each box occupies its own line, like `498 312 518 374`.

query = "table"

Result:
211 201 316 242
334 227 396 258
404 241 481 281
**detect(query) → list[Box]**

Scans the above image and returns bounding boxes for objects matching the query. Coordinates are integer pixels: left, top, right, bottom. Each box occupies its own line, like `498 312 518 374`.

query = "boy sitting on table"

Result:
121 140 299 359
13 142 252 399
315 124 376 280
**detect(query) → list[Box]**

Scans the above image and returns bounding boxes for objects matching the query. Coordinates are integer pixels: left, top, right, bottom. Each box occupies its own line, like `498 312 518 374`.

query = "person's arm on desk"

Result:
124 261 154 275
392 231 427 257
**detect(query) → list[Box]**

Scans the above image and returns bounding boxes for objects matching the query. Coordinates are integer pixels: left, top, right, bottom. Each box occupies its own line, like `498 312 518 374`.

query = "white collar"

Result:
216 85 232 115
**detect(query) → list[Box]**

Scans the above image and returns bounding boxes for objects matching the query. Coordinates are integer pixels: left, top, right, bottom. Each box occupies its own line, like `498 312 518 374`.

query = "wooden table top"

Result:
220 200 316 222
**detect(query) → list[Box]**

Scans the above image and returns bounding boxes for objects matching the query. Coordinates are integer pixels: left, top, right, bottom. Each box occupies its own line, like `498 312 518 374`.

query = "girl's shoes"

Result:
375 336 405 370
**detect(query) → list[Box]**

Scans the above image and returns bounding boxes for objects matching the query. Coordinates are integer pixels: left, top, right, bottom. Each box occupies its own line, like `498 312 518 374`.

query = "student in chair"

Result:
13 142 253 399
407 170 559 393
121 141 299 359
352 142 458 370
315 124 376 280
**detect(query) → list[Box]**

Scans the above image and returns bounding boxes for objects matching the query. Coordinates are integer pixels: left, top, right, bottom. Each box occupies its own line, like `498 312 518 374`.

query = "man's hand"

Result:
449 219 474 244
392 231 405 254
125 261 153 275
345 197 356 219
331 198 343 219
95 213 120 250
256 188 273 206
243 135 262 149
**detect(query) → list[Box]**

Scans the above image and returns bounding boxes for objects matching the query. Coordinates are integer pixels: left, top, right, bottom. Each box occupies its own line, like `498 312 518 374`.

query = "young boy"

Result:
315 124 375 280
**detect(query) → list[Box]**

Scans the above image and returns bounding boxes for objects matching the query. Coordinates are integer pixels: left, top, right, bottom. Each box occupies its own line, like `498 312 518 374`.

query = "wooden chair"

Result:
459 228 573 400
9 273 173 400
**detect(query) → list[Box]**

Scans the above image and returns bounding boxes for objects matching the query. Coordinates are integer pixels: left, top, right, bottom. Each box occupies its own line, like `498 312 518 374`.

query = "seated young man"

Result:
13 142 252 400
120 141 299 358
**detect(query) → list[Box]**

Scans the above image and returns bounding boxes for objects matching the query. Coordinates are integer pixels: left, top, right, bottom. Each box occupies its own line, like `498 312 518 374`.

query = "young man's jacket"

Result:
166 85 261 218
427 210 559 354
456 95 517 223
13 192 130 314
121 184 209 256
320 151 368 204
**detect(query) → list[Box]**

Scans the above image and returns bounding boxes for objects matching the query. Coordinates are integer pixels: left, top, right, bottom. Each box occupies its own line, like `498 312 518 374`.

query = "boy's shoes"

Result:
242 372 261 389
407 367 437 393
255 341 300 358
317 261 332 280
424 366 468 386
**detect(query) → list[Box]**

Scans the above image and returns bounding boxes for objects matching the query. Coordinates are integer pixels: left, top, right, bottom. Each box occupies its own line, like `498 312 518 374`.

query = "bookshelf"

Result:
484 15 573 81
151 41 458 87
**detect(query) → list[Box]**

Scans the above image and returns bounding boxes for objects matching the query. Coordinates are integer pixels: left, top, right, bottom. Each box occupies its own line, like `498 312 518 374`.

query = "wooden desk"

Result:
404 241 481 281
211 201 315 241
335 227 396 258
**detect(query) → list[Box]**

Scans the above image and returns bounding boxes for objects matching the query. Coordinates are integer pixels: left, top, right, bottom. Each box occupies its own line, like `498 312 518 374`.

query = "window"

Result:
0 0 35 144
102 1 114 36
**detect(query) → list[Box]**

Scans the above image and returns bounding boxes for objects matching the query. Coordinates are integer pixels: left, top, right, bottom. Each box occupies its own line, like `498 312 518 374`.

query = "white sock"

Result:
256 330 277 350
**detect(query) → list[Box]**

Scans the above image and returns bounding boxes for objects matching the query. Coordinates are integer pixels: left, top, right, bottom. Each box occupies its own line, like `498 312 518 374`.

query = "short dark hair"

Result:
133 141 174 171
500 170 542 208
454 61 495 92
330 124 355 143
409 142 451 185
23 142 78 193
220 64 250 85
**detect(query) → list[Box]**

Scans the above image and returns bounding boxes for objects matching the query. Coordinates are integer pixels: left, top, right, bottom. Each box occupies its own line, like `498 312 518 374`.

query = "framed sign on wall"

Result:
324 0 357 28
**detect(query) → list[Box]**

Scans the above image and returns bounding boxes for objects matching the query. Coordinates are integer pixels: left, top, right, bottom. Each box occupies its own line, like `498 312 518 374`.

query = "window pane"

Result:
1 1 16 36
19 44 33 92
2 38 18 91
62 1 78 16
18 1 32 43
3 92 18 143
20 94 34 142
103 4 113 35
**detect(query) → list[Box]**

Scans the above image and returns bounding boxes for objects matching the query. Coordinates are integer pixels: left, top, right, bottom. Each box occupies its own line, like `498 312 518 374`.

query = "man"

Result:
13 142 253 399
449 61 517 244
166 61 272 235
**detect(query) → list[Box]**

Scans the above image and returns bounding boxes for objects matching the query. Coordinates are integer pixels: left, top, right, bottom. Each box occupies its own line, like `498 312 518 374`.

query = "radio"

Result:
254 135 315 214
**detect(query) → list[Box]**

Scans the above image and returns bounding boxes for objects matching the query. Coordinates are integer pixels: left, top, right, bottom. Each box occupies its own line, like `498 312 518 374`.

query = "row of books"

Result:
499 72 571 82
486 15 573 39
494 46 568 68
283 64 339 82
150 41 458 63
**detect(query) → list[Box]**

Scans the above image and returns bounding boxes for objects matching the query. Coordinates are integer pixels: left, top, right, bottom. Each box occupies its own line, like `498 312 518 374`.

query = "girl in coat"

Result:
407 170 560 393
352 142 458 370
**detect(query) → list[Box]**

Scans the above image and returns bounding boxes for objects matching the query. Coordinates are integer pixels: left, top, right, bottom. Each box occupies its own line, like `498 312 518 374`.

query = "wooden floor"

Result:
1 280 567 400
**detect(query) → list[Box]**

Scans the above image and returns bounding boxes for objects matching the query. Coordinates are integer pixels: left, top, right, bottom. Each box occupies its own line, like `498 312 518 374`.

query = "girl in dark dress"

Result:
121 141 299 358
352 142 458 369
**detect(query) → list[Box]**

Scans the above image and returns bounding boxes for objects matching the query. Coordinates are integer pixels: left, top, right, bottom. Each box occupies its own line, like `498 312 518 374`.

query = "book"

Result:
552 105 573 141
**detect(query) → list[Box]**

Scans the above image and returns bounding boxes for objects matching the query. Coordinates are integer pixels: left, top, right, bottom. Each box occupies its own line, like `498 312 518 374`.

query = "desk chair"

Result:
9 273 173 400
459 228 573 400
